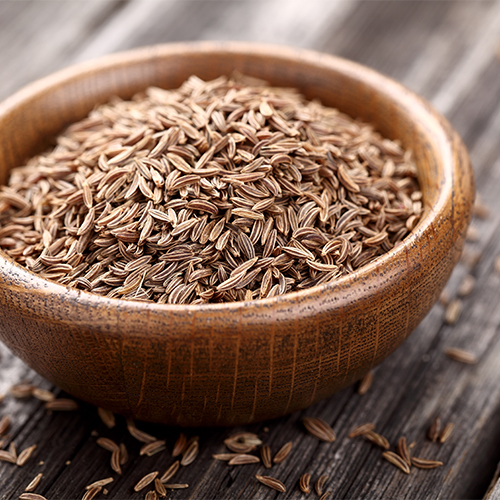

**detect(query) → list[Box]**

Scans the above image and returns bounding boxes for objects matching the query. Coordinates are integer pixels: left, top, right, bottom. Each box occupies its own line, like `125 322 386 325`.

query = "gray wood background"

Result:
1 1 500 498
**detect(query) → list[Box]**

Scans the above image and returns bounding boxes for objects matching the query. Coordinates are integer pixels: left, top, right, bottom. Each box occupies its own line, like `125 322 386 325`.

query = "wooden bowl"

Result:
0 42 474 426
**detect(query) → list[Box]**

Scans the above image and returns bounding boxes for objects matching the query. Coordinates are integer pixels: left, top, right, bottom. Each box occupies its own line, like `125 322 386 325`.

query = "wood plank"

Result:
2 1 500 499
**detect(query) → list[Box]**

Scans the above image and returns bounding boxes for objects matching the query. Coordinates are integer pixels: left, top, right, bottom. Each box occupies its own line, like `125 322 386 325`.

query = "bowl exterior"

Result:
0 42 474 426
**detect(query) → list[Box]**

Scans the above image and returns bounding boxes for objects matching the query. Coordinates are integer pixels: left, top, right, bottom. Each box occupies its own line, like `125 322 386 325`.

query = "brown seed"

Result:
357 370 374 395
457 274 476 297
134 471 159 492
180 439 199 466
224 432 262 453
212 453 239 461
144 491 158 500
319 493 331 500
172 433 187 457
17 444 37 466
140 440 166 456
119 443 128 465
299 473 311 494
10 384 34 399
96 437 119 453
444 299 463 325
439 422 455 444
110 449 122 475
302 417 335 442
228 454 260 465
255 474 286 493
363 430 390 450
155 478 167 497
428 417 441 442
19 494 47 500
0 449 17 463
85 477 114 490
445 347 478 364
260 445 272 469
382 451 410 474
32 388 55 402
273 441 293 464
25 472 43 492
0 415 10 436
45 398 78 411
97 408 116 429
397 437 411 466
126 418 157 443
163 484 189 489
411 456 444 469
160 460 180 483
315 474 329 496
82 486 102 500
348 423 376 439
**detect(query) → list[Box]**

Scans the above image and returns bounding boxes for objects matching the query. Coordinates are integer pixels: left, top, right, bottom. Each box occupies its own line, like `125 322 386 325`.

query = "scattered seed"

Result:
10 384 34 399
348 423 376 439
17 444 37 466
357 370 374 395
181 439 199 466
363 430 390 450
19 494 47 500
32 388 55 402
119 443 128 465
411 456 444 469
228 454 260 465
96 437 119 453
255 475 286 493
85 477 114 490
97 408 116 429
25 473 43 492
315 474 329 496
134 471 159 492
273 441 293 464
302 417 336 442
160 460 180 483
444 299 463 325
126 419 156 443
172 433 187 457
428 416 441 442
382 451 410 474
439 422 455 444
0 415 10 436
144 491 158 500
319 493 331 500
224 432 262 453
0 449 17 463
82 486 102 500
445 347 478 365
299 473 311 494
110 449 122 475
154 478 167 498
457 274 476 297
163 484 189 489
45 398 78 411
397 437 411 466
140 440 166 456
261 445 272 469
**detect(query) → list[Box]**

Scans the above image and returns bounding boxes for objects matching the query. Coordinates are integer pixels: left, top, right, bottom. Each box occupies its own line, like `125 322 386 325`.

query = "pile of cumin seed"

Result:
0 74 421 304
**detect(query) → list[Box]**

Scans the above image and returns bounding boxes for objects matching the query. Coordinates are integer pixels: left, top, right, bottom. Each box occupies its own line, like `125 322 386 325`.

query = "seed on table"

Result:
411 456 444 469
181 439 199 466
466 225 479 242
444 299 462 325
96 437 119 453
85 477 113 490
212 453 239 461
25 472 43 492
119 443 128 465
457 274 476 297
299 473 311 494
45 398 78 411
154 478 167 498
439 422 455 443
255 475 286 493
0 449 17 464
172 433 187 457
224 432 262 453
445 347 478 364
397 437 411 466
16 444 37 466
134 471 159 492
273 441 293 464
163 484 189 489
0 415 10 436
315 474 329 496
144 491 158 500
82 486 101 500
110 449 122 474
363 430 390 450
228 454 260 465
427 416 441 442
348 423 375 439
160 460 179 483
302 417 336 442
19 494 47 500
140 440 166 456
97 407 116 429
10 384 34 398
357 370 374 395
126 418 157 443
382 451 410 474
261 445 272 468
32 388 55 402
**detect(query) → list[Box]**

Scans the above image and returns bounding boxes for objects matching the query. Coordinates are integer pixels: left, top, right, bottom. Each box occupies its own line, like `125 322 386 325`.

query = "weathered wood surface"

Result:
1 1 500 498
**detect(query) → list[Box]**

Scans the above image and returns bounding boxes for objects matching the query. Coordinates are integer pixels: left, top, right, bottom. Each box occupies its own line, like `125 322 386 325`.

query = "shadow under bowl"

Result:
0 42 474 426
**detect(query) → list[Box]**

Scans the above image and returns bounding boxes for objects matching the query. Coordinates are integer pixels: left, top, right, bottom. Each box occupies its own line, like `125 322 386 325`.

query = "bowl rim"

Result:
0 41 463 315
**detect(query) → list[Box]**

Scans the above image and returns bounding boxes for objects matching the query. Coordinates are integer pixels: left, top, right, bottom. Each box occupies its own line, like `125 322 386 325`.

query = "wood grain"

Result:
1 1 500 499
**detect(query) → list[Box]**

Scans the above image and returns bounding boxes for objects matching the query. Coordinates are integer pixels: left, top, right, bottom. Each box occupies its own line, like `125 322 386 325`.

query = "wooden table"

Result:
1 1 500 498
